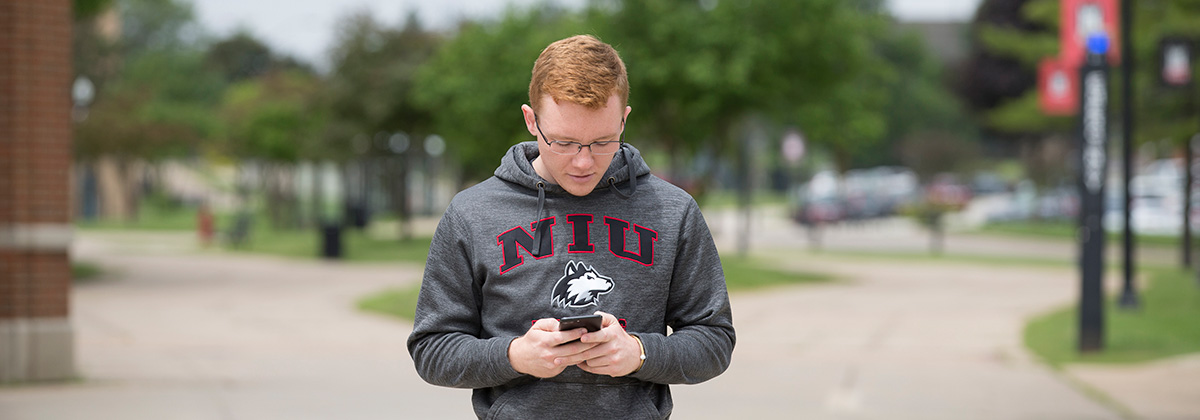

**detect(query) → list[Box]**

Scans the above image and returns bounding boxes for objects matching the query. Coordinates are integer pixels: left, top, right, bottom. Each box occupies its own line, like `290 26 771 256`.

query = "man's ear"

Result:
521 104 538 137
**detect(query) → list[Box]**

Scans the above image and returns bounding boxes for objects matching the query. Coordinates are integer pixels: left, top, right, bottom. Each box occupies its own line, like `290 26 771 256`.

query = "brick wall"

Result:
0 0 76 382
0 253 72 318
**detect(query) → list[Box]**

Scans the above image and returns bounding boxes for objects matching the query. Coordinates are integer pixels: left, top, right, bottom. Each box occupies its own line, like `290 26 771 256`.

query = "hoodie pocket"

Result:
486 380 662 420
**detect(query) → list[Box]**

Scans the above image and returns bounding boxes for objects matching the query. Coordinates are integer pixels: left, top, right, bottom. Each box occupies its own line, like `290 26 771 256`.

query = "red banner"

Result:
1161 39 1193 87
1039 57 1078 115
1060 0 1121 67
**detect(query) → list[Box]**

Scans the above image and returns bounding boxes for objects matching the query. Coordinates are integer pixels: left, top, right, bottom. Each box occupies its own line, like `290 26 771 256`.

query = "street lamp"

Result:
71 76 94 122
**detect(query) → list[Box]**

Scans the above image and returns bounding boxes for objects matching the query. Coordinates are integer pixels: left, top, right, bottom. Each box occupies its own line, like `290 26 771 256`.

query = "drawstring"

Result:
609 146 638 199
531 146 637 255
531 181 546 256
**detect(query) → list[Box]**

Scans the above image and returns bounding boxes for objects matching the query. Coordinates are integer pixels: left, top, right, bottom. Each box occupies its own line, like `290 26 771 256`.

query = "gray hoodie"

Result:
407 142 735 419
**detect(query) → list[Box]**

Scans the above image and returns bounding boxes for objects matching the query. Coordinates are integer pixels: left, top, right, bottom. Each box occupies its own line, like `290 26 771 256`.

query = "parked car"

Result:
926 173 972 209
793 196 844 226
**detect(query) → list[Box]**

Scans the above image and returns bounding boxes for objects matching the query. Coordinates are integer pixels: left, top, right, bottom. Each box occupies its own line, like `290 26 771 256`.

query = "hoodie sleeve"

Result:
407 203 524 389
630 198 736 385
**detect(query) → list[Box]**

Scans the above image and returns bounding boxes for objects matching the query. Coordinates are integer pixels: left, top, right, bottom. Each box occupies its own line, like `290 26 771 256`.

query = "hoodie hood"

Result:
494 141 651 256
494 141 651 197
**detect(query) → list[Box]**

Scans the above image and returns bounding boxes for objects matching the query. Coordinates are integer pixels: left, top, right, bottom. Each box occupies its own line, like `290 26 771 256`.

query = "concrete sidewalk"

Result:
3 231 475 419
702 208 1199 419
0 221 1196 419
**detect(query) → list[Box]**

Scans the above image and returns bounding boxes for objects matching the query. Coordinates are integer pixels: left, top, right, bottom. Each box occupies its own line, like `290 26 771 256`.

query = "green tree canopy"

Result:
961 0 1200 146
414 0 922 182
326 11 443 162
204 32 312 84
412 6 584 181
221 70 326 162
74 0 224 162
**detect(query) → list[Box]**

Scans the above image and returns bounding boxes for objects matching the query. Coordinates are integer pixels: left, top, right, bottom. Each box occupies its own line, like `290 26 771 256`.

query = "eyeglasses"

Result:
534 113 625 156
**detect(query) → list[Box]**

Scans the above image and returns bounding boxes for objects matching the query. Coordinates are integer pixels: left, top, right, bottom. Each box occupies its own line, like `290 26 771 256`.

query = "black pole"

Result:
1078 35 1110 353
1186 138 1194 268
1119 0 1139 309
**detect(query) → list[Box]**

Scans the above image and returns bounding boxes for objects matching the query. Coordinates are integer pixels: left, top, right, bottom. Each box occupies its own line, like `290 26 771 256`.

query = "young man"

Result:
408 34 735 419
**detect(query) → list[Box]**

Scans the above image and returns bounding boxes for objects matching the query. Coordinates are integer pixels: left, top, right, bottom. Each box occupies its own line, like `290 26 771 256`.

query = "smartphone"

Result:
558 314 603 333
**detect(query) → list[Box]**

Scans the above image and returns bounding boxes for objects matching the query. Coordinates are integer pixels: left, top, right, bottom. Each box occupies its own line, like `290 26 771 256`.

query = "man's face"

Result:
522 95 631 197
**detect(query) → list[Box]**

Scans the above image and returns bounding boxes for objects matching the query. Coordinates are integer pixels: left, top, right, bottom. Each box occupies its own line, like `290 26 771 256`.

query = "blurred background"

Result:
58 0 1200 251
3 0 1200 418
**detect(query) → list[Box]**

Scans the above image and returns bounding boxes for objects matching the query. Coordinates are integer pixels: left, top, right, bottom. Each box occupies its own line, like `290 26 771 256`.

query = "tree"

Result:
1127 1 1200 146
410 1 938 254
221 70 327 229
326 11 443 238
593 0 895 179
74 0 114 19
955 0 1074 187
115 0 198 58
872 25 978 169
413 6 584 182
593 0 897 255
72 0 226 222
959 0 1200 183
204 32 312 84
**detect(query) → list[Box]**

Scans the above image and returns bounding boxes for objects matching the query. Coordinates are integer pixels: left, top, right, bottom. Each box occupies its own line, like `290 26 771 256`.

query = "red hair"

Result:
529 35 629 112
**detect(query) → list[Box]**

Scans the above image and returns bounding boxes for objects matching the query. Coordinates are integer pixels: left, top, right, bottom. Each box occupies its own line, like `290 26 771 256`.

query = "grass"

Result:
74 193 433 263
980 220 1183 248
698 191 790 210
75 194 199 231
230 225 432 263
358 286 424 321
356 255 834 321
1024 267 1200 366
796 248 1076 269
719 255 835 290
71 261 104 283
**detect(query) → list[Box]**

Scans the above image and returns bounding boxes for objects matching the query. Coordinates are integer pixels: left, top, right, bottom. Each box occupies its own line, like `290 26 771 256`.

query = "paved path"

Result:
699 208 1199 420
0 213 1196 419
671 253 1114 419
1 232 474 419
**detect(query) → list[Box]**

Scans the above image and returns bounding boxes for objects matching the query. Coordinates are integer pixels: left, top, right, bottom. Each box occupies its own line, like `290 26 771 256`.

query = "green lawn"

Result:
1025 267 1200 366
719 256 835 290
75 195 199 231
805 249 1076 269
71 261 104 283
357 255 834 321
980 220 1183 248
75 196 433 264
228 225 432 263
698 191 790 210
358 286 424 322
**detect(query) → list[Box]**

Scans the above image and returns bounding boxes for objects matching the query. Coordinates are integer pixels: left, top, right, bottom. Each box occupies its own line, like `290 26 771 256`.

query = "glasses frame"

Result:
534 113 625 156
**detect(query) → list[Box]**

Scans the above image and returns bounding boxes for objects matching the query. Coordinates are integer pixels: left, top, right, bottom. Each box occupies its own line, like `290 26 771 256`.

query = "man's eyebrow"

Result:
545 131 622 143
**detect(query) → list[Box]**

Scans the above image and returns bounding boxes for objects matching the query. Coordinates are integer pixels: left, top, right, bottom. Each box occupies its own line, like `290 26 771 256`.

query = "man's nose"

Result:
571 147 595 167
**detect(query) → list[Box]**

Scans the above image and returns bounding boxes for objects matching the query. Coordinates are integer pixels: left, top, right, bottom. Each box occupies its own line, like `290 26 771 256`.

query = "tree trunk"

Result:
310 161 323 229
117 157 143 223
394 152 412 241
929 212 944 256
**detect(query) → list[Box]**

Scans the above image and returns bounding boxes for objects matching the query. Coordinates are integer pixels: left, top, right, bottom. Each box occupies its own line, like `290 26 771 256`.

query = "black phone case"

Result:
558 315 602 332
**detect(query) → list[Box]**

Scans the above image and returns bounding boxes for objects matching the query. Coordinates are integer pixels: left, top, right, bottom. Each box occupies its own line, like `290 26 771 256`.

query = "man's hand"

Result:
508 318 599 378
575 311 644 377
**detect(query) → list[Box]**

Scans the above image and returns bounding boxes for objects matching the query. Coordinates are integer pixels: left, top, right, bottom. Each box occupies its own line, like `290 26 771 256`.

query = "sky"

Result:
188 0 983 70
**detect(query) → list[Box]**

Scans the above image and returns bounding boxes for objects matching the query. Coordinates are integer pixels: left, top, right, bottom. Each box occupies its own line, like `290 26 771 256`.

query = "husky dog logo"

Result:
551 261 614 308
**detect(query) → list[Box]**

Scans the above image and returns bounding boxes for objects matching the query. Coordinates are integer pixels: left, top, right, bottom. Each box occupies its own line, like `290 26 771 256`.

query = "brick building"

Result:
0 0 76 381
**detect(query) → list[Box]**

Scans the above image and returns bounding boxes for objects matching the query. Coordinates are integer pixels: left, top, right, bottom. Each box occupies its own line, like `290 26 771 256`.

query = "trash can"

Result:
345 201 369 230
321 222 343 259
